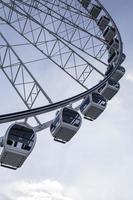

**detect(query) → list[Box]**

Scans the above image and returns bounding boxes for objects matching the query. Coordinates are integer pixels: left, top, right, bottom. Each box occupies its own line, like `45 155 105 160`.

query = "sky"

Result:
0 0 133 199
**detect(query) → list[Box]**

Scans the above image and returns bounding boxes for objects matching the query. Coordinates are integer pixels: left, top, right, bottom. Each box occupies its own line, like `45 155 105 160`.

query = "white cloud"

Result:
125 73 133 82
0 180 74 200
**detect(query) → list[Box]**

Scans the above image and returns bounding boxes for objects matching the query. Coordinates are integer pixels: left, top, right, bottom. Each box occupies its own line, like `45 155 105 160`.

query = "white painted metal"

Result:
50 107 82 143
98 79 120 100
90 4 101 19
0 123 36 169
79 0 91 8
103 26 116 42
0 0 125 125
105 65 125 82
97 16 110 31
80 92 107 120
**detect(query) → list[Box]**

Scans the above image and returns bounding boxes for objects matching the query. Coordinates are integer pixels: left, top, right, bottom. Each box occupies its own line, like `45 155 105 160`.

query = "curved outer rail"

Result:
0 0 124 125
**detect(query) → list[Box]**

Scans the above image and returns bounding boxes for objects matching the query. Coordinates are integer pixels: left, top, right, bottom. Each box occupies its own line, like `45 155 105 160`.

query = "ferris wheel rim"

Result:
0 55 123 124
0 0 124 124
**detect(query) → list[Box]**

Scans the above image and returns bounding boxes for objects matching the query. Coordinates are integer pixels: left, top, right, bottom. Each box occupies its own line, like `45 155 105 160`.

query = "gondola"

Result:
50 107 82 143
0 123 36 170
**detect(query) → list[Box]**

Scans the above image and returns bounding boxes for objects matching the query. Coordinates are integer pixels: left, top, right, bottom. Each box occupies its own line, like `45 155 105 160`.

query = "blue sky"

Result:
0 0 133 199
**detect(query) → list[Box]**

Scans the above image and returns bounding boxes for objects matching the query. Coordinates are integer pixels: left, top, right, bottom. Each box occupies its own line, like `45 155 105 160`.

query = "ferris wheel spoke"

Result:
0 0 126 171
0 0 123 98
38 0 103 37
41 0 90 19
0 0 124 130
7 0 107 66
20 0 107 47
16 1 107 70
0 33 53 125
0 0 107 66
0 16 91 89
0 0 106 89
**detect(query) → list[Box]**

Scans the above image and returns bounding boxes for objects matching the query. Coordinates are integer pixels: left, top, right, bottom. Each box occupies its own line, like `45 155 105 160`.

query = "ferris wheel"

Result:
0 0 126 170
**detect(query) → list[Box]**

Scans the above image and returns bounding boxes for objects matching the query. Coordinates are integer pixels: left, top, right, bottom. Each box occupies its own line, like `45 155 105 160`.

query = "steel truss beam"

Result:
0 0 106 89
0 32 53 125
0 0 123 128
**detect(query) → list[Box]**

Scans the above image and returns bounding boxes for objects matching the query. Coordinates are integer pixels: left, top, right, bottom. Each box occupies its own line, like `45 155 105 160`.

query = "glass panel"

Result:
80 96 90 112
103 27 109 36
7 124 34 145
21 144 31 151
7 140 13 146
118 66 125 73
108 79 120 88
62 108 81 127
92 93 106 106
